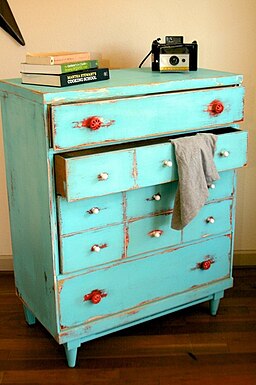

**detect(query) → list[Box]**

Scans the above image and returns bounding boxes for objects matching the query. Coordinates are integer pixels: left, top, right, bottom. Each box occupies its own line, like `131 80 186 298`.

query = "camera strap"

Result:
138 50 152 68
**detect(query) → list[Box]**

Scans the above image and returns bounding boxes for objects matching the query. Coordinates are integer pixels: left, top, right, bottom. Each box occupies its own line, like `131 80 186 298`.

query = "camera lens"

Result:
169 56 179 66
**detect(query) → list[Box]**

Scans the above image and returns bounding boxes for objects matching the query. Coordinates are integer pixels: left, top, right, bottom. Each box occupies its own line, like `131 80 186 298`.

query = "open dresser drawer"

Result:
55 127 247 202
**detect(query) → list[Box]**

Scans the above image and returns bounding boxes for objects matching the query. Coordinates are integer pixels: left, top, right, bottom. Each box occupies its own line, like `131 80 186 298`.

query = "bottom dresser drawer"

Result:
58 235 231 329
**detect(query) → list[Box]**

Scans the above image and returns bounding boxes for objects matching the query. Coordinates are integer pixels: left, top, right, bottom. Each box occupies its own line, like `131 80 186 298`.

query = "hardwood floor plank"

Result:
2 368 120 384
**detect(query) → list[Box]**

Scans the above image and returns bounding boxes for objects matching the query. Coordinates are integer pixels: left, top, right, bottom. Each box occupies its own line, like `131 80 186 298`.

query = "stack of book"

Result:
21 51 110 87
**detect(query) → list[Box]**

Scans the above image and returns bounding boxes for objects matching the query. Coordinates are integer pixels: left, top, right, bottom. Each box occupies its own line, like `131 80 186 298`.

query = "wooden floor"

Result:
0 269 256 384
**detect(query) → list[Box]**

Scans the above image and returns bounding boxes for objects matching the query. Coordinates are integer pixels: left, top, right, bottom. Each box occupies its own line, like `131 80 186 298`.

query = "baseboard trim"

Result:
0 251 255 271
0 255 13 271
233 250 256 266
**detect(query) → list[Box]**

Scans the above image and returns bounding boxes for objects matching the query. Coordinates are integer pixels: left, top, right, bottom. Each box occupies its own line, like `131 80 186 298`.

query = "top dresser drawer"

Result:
51 86 244 150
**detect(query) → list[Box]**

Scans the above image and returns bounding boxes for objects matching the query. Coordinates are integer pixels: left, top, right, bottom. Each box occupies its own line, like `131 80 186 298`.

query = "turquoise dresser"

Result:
0 68 248 367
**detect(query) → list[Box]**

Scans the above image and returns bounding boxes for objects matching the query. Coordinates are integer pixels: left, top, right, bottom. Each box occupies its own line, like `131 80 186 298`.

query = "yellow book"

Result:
25 51 91 65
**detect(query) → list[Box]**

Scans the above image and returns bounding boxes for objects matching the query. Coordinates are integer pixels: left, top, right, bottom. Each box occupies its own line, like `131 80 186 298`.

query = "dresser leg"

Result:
210 291 224 316
23 304 36 325
64 341 81 368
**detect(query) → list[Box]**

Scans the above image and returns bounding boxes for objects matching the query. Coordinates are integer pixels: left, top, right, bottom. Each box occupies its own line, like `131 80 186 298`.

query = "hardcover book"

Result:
25 51 91 65
21 68 110 87
20 60 99 75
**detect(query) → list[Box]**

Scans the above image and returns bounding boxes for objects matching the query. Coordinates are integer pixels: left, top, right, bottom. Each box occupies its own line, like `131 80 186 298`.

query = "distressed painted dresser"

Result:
0 68 247 367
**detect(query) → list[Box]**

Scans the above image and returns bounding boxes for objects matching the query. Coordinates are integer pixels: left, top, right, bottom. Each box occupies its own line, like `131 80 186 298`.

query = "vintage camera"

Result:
151 36 198 72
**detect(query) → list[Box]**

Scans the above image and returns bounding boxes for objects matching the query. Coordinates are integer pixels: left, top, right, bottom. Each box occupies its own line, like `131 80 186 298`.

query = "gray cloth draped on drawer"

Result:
170 133 220 230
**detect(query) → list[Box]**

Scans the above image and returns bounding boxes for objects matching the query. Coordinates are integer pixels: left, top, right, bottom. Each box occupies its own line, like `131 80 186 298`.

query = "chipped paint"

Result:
124 226 129 255
126 309 140 315
132 149 138 181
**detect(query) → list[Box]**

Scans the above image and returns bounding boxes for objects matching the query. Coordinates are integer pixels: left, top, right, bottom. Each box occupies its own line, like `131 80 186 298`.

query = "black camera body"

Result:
151 36 198 72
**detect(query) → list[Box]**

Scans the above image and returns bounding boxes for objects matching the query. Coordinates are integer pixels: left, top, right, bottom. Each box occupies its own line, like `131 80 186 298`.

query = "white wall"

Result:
1 0 256 269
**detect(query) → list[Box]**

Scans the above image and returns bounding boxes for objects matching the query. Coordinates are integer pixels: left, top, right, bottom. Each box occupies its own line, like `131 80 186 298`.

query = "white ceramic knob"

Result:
163 160 172 167
92 245 101 252
220 150 230 157
153 194 161 201
90 207 100 214
206 216 215 224
98 172 109 180
208 183 216 189
151 230 163 238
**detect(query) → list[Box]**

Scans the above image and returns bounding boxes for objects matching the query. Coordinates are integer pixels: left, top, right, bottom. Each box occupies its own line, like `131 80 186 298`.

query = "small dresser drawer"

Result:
127 213 181 257
60 224 125 274
126 182 177 220
58 235 231 329
51 86 244 150
55 148 136 202
57 192 123 235
182 199 232 243
55 128 247 202
125 170 234 220
136 128 247 188
207 170 235 201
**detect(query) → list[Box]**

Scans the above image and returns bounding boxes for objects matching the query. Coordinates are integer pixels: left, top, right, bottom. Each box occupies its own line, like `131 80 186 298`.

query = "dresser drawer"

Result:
182 199 232 242
60 224 125 274
126 182 177 220
55 148 136 201
207 170 235 201
57 192 123 235
51 86 244 150
55 128 247 202
136 128 247 187
127 214 181 257
58 235 231 329
125 170 235 220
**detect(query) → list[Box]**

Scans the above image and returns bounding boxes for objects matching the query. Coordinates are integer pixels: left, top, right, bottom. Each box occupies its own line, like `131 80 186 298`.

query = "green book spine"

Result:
60 60 99 73
60 68 110 87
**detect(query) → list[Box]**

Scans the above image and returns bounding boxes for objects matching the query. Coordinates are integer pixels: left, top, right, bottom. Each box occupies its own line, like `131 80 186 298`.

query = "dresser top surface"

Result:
0 68 243 105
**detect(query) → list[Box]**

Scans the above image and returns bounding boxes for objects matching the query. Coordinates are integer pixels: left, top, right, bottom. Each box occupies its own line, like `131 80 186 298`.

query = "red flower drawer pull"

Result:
200 260 213 270
86 116 103 130
208 100 224 115
75 116 115 130
83 289 107 304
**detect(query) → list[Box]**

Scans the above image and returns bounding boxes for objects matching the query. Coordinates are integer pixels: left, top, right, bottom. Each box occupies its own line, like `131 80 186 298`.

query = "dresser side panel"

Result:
0 94 58 337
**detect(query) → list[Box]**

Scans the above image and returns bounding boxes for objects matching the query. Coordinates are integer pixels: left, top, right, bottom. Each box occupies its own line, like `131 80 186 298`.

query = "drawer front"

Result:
136 129 247 188
60 224 125 274
55 129 247 201
58 235 231 329
51 87 244 150
182 199 232 243
207 170 235 201
127 214 181 256
55 149 136 202
125 170 234 220
214 130 247 170
57 192 123 235
126 182 177 220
